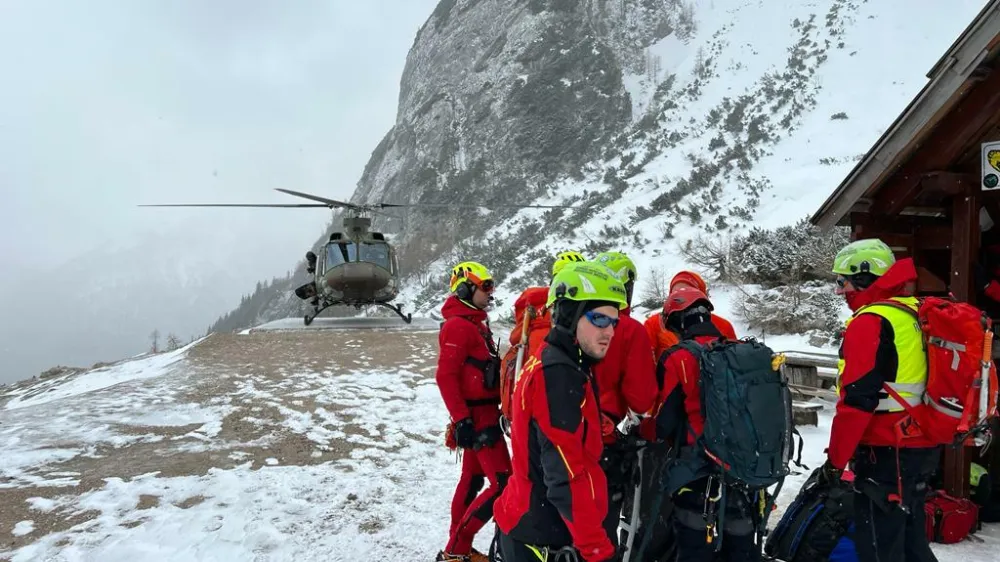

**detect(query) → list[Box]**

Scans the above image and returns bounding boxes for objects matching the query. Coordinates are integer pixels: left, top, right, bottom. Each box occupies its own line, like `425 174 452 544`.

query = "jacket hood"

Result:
846 257 917 312
441 295 489 322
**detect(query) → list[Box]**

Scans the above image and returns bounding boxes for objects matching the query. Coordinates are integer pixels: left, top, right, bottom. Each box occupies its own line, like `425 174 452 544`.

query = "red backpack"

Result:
878 297 999 445
499 303 550 433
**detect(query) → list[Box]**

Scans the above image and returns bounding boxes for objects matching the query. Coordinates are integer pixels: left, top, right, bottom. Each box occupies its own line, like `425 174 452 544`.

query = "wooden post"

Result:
943 189 980 498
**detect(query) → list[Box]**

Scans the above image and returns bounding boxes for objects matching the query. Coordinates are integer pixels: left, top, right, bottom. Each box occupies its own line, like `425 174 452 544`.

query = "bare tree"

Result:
639 267 671 309
165 333 182 351
678 234 735 282
149 329 160 354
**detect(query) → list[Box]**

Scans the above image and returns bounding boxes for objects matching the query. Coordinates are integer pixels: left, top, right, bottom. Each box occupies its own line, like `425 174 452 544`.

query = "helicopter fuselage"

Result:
319 260 397 303
294 226 404 322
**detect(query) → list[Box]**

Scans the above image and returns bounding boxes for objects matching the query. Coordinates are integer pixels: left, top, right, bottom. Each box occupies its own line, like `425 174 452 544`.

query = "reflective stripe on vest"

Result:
836 297 928 413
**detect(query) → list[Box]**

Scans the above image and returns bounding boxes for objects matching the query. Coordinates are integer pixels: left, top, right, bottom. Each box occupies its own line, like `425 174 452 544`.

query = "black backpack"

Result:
765 467 857 561
680 338 797 489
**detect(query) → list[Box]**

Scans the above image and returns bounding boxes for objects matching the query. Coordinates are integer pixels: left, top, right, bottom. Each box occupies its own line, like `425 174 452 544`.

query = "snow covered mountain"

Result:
216 0 987 335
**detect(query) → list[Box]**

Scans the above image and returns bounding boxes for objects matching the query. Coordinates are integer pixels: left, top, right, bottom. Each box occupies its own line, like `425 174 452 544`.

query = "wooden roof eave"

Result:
811 1 1000 230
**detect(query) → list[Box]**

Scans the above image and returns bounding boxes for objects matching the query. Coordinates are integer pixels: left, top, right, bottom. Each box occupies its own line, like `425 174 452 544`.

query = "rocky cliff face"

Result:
355 0 692 272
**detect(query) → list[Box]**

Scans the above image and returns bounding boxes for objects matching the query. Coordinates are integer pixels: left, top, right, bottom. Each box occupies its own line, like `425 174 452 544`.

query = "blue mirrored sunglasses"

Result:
584 310 619 329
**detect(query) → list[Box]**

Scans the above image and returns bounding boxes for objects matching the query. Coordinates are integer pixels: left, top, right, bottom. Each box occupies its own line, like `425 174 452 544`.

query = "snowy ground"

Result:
0 326 996 561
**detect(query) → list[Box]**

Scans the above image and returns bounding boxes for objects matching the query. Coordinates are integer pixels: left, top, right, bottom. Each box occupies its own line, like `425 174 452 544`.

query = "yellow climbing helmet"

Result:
546 261 628 309
449 261 494 293
552 250 586 278
595 251 637 283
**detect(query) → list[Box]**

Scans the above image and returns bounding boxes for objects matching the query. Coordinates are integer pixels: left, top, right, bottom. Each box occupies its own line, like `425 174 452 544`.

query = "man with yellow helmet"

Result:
494 261 627 562
822 239 939 562
591 251 657 548
436 261 510 562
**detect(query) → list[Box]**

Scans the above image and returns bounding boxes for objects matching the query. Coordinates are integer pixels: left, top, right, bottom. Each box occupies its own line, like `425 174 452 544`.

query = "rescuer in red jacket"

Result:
823 239 939 562
591 251 657 546
644 270 738 360
435 261 511 562
647 286 757 562
494 261 629 562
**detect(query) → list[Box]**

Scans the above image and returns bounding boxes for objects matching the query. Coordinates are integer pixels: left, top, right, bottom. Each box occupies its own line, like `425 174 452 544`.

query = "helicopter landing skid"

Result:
378 302 413 324
304 301 412 325
304 301 341 326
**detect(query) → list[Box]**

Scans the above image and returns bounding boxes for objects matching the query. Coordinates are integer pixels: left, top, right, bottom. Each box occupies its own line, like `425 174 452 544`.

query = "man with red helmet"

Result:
591 251 657 547
435 261 511 562
642 286 758 562
644 270 737 360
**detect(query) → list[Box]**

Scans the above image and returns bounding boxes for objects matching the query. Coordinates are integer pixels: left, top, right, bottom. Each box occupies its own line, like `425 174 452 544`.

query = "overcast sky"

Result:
0 0 438 273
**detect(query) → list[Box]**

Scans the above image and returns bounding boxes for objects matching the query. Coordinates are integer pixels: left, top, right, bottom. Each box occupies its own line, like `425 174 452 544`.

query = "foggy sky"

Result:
0 0 437 270
0 0 439 383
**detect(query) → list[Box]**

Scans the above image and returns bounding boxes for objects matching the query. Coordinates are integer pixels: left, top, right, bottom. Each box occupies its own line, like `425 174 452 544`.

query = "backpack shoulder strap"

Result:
858 298 920 320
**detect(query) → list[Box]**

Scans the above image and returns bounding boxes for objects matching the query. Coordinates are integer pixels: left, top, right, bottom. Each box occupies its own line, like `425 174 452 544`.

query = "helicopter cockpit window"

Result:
325 242 357 268
359 242 390 269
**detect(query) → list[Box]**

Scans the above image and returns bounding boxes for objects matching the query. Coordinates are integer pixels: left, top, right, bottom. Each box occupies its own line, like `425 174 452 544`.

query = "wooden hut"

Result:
811 1 1000 498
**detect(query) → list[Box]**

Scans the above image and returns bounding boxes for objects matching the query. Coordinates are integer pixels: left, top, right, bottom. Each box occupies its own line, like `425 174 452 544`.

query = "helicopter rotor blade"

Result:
367 207 405 221
138 203 331 208
377 202 577 209
274 188 358 210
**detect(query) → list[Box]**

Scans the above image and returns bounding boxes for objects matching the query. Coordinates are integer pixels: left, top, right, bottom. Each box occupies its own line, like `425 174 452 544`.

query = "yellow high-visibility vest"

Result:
836 297 927 412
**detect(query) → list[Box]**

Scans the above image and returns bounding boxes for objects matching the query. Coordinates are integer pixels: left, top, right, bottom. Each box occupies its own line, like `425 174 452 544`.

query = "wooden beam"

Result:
921 171 978 195
851 213 949 237
949 191 980 301
944 189 980 499
899 206 948 217
871 66 1000 216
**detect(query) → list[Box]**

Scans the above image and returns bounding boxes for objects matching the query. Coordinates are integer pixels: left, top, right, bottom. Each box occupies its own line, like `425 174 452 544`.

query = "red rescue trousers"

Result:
447 440 511 554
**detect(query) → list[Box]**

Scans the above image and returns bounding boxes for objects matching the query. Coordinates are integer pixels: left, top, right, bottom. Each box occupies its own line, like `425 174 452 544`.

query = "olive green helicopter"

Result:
141 188 571 325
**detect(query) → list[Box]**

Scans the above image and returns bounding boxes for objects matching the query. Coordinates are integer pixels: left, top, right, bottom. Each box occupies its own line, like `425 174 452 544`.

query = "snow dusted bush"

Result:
738 281 846 346
730 218 849 287
729 218 851 344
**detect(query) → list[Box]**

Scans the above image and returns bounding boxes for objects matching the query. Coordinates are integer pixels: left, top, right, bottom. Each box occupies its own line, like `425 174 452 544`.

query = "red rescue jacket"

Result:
827 258 937 470
643 323 722 443
435 296 501 431
591 308 657 437
494 329 615 562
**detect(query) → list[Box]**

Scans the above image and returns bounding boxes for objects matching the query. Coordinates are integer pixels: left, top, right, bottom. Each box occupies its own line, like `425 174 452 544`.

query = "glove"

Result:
454 418 477 449
818 458 843 485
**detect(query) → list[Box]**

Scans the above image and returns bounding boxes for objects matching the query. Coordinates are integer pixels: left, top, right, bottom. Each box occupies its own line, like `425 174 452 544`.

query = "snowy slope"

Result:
397 0 988 334
0 328 997 560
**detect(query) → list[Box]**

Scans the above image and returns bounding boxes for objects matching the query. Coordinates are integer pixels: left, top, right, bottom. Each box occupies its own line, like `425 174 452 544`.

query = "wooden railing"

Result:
779 350 839 425
779 350 839 401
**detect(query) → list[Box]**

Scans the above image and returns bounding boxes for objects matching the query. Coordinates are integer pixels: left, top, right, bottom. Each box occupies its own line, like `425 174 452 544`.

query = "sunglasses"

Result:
478 279 495 293
584 310 619 329
835 276 849 289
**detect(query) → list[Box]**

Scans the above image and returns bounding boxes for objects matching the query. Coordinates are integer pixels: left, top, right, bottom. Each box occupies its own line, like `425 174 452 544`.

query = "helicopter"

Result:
141 188 573 326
